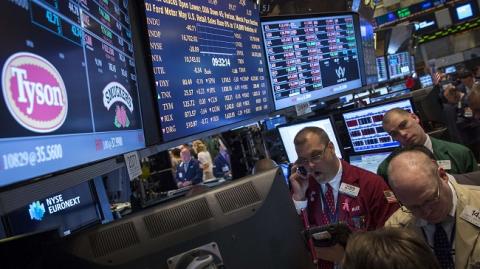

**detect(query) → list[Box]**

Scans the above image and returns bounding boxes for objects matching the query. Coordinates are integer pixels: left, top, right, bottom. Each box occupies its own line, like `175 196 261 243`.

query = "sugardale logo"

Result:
2 52 68 133
103 82 134 128
28 201 46 221
335 66 346 79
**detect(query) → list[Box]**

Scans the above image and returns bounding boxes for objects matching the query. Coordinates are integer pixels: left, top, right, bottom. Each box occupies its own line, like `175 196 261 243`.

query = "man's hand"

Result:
443 84 461 104
315 244 345 263
289 163 309 201
183 180 193 187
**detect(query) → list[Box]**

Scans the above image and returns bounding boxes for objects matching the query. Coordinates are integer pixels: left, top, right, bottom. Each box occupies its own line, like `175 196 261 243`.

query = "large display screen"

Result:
376 56 388 82
261 13 363 110
0 1 145 187
450 1 479 23
277 117 343 163
387 51 411 79
342 99 413 152
143 0 272 142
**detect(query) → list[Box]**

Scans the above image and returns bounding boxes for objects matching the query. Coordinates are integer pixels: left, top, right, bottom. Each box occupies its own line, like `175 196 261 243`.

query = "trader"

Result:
290 127 399 268
175 146 203 188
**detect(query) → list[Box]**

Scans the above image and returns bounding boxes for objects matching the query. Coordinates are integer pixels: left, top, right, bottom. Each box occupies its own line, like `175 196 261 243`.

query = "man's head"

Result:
383 108 427 146
457 69 475 89
387 145 453 224
180 147 192 163
342 227 440 269
469 82 480 120
293 127 339 184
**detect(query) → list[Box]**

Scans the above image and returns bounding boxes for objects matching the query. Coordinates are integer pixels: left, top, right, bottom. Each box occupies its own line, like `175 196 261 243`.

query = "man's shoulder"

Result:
385 208 415 227
431 137 472 154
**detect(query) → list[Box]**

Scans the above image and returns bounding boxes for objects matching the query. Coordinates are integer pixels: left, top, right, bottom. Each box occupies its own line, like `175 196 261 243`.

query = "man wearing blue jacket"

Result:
175 146 203 187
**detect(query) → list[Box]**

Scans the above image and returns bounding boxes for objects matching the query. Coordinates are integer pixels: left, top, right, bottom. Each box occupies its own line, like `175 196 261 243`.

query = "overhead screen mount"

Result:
277 116 343 163
142 0 273 144
261 12 366 111
342 98 414 153
0 1 145 188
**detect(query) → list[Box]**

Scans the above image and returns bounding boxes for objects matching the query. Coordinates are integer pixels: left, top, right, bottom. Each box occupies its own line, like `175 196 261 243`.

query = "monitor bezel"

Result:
260 12 366 111
341 97 416 153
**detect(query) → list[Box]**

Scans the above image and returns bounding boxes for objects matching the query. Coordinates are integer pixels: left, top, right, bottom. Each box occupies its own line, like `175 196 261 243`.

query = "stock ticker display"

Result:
144 0 272 142
387 52 411 80
342 99 414 152
0 0 144 187
261 14 363 110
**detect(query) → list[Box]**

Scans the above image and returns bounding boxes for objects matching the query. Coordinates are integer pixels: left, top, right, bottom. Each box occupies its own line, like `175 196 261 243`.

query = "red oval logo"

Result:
2 52 68 133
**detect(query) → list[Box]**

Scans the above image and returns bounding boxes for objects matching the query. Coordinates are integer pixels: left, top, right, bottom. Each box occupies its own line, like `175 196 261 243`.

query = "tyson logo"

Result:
2 52 68 133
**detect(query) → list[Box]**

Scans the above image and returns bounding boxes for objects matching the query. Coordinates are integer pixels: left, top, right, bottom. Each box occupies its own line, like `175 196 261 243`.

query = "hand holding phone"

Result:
289 162 309 201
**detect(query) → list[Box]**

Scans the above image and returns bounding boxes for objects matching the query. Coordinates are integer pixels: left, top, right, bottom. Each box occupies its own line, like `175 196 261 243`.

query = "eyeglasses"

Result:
296 141 330 166
399 177 441 214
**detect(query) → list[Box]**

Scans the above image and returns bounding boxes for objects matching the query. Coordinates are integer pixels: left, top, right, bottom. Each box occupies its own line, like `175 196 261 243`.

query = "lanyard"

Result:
319 186 340 224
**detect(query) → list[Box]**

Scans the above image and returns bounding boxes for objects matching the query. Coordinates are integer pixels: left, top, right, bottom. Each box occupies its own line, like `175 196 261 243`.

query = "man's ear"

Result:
410 113 420 123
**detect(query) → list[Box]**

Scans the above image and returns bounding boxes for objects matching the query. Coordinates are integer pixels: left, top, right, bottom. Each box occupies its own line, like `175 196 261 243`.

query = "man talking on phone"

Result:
290 127 399 268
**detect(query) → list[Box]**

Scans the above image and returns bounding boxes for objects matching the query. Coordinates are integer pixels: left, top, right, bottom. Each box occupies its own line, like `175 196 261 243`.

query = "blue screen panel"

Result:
0 1 145 187
144 0 273 142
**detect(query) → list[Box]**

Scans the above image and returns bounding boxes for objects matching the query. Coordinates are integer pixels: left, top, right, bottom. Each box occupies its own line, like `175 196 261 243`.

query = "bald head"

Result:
387 146 452 223
387 150 438 189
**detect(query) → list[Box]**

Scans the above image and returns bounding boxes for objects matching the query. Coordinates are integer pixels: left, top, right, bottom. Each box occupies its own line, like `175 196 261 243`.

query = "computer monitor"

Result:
376 56 388 82
142 0 273 143
339 94 354 104
277 117 343 162
57 169 315 269
387 52 411 79
0 0 145 187
342 99 414 152
445 65 456 74
450 1 479 23
261 13 364 110
419 74 434 88
264 116 287 131
349 151 392 174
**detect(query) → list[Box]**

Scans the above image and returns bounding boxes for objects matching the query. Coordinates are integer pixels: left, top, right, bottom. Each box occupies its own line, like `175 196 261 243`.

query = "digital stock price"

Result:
144 0 272 141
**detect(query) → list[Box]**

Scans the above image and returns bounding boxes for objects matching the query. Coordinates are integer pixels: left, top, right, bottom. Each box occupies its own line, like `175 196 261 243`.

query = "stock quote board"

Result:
143 0 273 142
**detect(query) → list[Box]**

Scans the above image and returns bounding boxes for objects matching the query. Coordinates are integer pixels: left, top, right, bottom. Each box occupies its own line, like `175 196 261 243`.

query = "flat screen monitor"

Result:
387 52 411 79
0 1 145 187
261 13 364 110
376 56 388 82
445 65 456 74
349 151 392 173
414 13 438 35
390 83 407 93
420 74 434 88
342 99 413 152
59 169 315 269
265 115 287 130
143 0 272 142
360 17 378 85
277 117 343 162
4 181 100 237
450 1 478 23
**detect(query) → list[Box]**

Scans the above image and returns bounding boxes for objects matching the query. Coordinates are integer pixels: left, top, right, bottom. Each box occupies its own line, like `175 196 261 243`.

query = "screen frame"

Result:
276 115 344 163
260 12 366 111
0 0 147 190
387 51 412 80
135 0 274 148
341 97 415 153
